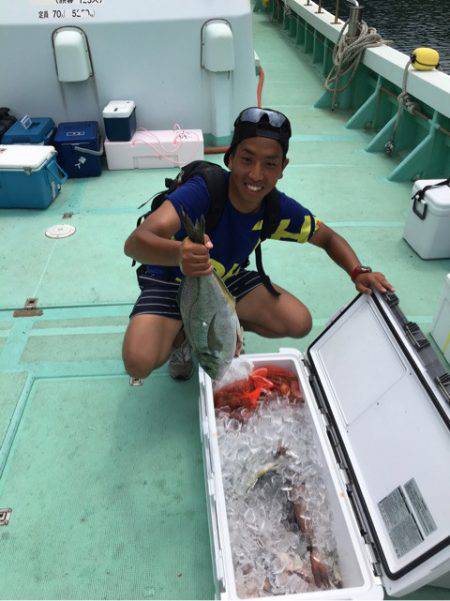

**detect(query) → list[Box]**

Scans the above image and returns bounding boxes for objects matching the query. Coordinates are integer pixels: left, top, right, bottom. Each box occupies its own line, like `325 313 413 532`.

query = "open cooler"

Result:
199 291 450 599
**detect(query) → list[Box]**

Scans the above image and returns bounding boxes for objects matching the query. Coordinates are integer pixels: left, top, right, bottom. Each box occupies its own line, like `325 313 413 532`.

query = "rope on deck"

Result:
324 18 391 110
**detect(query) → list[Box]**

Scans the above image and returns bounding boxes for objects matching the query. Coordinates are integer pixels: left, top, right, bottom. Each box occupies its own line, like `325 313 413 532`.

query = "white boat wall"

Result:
0 0 257 146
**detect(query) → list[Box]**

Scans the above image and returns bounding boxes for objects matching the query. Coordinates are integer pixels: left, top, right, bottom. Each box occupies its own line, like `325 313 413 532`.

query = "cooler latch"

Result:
404 321 430 350
384 291 399 307
346 483 382 577
435 373 450 405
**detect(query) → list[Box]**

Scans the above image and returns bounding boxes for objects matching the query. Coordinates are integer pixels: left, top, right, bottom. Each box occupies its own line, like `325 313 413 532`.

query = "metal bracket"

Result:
0 508 12 526
384 291 399 307
13 298 43 318
435 373 450 405
404 321 430 351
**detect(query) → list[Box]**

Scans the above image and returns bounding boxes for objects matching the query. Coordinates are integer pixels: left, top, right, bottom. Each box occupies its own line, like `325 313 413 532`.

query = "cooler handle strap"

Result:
74 140 104 157
412 194 427 220
47 160 68 187
412 177 450 221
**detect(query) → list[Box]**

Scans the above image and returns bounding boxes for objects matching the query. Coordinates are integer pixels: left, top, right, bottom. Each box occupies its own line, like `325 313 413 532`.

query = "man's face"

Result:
228 136 289 209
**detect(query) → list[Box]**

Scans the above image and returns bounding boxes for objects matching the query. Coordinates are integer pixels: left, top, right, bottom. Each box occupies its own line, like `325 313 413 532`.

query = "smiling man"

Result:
122 107 394 382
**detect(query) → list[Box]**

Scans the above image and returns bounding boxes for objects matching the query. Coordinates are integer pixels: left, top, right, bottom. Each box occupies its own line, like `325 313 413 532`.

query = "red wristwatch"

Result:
351 265 372 282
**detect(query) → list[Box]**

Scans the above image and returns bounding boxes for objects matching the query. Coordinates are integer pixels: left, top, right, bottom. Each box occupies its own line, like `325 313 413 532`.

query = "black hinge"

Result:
326 426 348 472
435 373 450 405
308 373 328 415
346 484 382 576
404 321 430 351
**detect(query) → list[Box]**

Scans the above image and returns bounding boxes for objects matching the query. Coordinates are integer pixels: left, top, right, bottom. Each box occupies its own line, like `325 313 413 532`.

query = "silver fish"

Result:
178 211 242 381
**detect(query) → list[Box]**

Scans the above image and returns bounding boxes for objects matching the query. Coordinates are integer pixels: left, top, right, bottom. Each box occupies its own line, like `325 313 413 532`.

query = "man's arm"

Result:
124 200 213 276
309 223 394 294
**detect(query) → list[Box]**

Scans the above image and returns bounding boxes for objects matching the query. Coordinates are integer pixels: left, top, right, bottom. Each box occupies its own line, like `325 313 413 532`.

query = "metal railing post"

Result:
333 0 340 23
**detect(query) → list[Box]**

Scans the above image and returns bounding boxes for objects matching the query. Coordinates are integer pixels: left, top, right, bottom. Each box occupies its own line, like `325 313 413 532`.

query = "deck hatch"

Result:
13 298 43 317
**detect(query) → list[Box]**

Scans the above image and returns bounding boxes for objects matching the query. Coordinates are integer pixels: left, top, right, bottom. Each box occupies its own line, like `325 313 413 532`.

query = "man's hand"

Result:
354 271 395 295
179 234 213 276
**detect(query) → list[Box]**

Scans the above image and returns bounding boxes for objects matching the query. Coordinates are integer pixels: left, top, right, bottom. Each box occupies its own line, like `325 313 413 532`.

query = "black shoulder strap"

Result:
193 163 229 232
255 188 281 297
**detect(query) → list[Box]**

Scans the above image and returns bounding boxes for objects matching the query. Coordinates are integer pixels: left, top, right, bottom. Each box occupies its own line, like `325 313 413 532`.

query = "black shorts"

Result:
129 269 264 320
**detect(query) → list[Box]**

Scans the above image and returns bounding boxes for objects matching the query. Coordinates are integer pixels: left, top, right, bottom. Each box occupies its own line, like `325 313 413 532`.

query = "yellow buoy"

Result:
410 47 440 71
262 0 270 6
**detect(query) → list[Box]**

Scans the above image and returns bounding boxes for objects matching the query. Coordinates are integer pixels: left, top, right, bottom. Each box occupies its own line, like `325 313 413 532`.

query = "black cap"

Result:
224 107 291 167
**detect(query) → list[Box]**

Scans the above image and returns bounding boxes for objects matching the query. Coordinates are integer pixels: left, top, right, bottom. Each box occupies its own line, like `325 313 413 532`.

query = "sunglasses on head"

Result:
236 108 291 135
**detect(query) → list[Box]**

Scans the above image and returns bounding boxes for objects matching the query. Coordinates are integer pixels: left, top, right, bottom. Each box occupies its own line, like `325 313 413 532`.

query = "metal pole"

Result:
333 0 340 23
316 0 323 13
347 4 363 38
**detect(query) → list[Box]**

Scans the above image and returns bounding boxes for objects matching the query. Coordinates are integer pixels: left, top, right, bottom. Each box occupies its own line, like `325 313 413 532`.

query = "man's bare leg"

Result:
236 283 312 338
122 314 183 380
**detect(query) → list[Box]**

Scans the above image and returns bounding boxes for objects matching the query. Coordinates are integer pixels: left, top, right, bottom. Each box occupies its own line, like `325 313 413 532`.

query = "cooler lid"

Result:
103 101 135 119
307 292 450 596
0 144 56 169
54 121 99 143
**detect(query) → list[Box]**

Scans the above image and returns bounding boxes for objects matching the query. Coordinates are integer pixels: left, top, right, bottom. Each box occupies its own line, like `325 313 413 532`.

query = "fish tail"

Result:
179 209 205 244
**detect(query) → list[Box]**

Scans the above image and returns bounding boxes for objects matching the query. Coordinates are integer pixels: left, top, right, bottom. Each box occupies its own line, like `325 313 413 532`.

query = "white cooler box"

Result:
403 179 450 259
432 273 450 364
199 291 450 599
104 128 204 170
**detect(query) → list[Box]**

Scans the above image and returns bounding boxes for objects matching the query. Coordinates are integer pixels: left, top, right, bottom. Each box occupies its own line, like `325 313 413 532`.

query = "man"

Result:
123 107 394 381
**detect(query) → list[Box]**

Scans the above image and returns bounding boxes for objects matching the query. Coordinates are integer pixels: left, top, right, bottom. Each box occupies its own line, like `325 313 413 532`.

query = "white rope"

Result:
324 18 391 110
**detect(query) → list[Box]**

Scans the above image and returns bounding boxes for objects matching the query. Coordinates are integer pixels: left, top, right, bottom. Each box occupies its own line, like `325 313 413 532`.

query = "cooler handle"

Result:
74 140 104 157
412 193 428 220
47 161 68 187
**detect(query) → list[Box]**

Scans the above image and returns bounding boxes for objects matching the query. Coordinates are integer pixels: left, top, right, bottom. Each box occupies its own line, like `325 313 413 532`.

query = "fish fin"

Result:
212 270 236 309
207 314 224 352
179 209 205 244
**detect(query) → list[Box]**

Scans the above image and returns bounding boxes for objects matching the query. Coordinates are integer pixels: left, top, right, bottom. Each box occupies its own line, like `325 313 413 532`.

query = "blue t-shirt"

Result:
145 174 319 282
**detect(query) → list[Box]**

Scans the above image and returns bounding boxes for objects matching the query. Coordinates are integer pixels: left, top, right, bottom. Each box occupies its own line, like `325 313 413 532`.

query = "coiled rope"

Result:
324 18 391 110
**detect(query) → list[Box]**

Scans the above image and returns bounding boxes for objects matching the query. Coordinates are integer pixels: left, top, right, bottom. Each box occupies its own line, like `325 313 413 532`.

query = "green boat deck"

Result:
0 11 449 600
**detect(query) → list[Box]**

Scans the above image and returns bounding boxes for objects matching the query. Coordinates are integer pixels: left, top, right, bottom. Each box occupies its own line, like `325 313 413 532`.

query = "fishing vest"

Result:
133 160 282 297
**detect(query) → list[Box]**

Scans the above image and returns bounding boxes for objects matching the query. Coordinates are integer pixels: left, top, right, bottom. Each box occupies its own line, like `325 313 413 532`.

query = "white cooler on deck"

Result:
432 274 450 365
199 291 450 599
104 128 204 170
403 179 450 259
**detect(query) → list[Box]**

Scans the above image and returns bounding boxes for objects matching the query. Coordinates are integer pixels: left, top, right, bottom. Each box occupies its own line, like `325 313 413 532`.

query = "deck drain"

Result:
45 224 76 239
0 508 12 526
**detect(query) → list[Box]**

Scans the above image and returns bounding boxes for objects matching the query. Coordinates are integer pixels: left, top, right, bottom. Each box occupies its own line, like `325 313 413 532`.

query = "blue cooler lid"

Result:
3 117 55 144
54 121 99 144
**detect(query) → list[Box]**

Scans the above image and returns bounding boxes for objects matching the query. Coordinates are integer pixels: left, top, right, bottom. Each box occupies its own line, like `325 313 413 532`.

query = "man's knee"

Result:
122 348 165 379
285 307 313 338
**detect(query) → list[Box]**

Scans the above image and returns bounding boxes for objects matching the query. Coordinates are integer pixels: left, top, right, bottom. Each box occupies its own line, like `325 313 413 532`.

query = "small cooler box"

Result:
199 291 450 599
53 121 103 178
103 100 136 141
2 117 55 145
432 274 450 365
104 129 204 170
403 179 450 259
0 145 67 209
